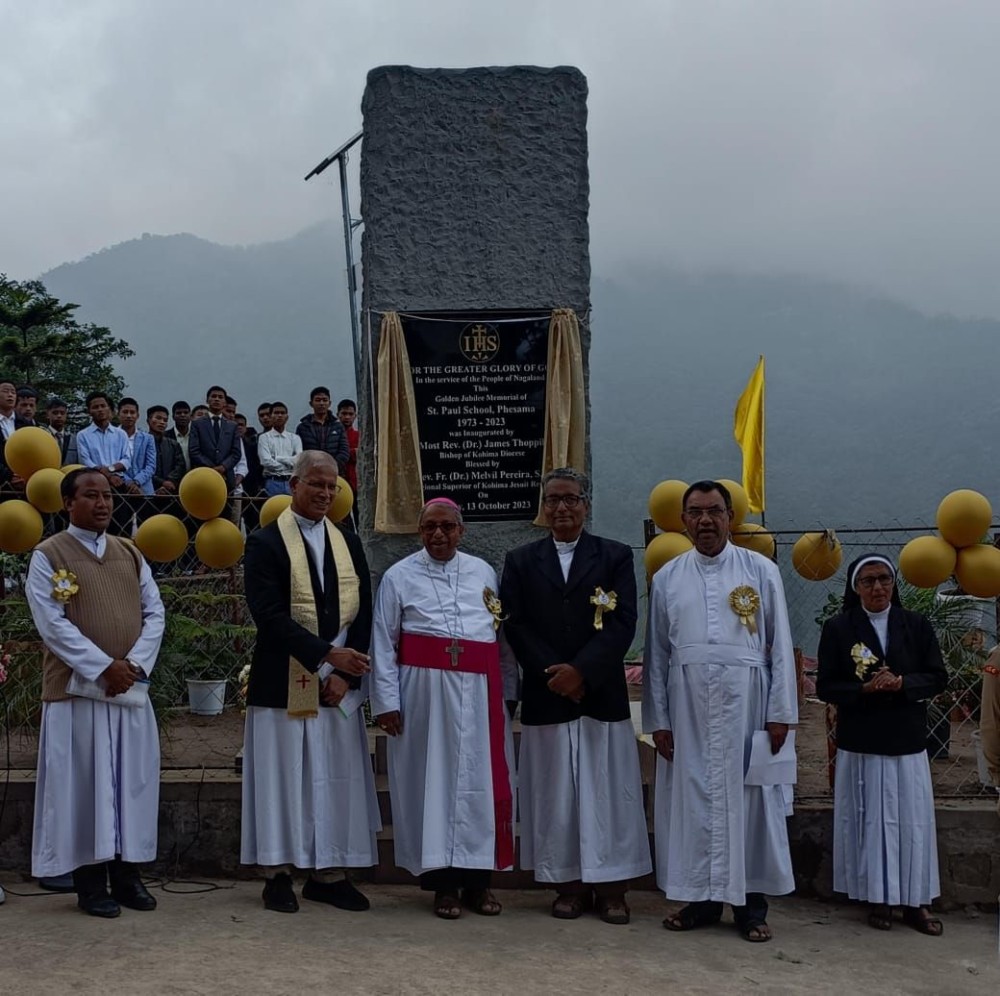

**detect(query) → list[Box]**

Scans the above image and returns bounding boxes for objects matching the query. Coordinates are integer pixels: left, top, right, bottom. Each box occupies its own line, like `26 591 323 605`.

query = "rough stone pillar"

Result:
358 64 590 576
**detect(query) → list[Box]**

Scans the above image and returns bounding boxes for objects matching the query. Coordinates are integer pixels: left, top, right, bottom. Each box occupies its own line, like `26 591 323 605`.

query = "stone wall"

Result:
357 65 590 577
3 776 997 907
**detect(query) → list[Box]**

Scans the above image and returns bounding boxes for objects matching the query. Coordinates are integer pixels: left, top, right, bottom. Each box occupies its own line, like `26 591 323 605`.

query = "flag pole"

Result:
760 354 766 529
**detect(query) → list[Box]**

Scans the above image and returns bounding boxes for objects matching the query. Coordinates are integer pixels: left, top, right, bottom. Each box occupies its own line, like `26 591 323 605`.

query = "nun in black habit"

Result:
816 553 947 936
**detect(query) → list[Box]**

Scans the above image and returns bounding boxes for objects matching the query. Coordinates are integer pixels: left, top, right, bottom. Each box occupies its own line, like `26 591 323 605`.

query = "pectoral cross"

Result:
446 639 464 668
297 674 311 689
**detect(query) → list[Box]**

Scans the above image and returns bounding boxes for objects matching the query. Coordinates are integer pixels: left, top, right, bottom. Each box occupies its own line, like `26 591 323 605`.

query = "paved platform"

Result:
0 883 995 994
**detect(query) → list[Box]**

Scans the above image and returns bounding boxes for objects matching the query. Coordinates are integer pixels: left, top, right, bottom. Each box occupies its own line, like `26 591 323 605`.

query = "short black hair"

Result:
172 400 191 413
257 402 273 412
192 404 210 413
85 391 114 409
310 386 331 400
147 405 168 418
206 385 226 399
337 398 357 410
62 466 106 500
271 401 288 412
16 386 38 399
235 413 247 424
0 375 16 390
225 395 237 406
46 396 68 410
682 480 733 512
117 397 139 411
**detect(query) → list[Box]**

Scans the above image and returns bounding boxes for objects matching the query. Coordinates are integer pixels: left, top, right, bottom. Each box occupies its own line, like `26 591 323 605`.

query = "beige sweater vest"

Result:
37 531 144 702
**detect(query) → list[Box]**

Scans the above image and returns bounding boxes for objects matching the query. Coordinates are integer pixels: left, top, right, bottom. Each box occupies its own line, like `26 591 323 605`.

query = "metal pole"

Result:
337 153 362 395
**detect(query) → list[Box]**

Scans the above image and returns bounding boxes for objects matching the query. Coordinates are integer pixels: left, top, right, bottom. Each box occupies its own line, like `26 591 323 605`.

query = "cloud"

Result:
3 0 1000 316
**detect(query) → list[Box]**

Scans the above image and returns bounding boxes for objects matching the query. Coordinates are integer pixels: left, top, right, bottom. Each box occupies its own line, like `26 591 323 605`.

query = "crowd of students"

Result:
0 376 360 532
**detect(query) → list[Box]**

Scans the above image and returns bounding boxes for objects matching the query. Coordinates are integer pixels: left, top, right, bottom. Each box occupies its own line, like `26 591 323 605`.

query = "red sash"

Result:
397 632 514 870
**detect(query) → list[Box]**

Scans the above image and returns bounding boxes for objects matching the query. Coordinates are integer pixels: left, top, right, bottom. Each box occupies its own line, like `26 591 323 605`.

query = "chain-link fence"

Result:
638 519 998 800
1 502 997 799
0 493 273 771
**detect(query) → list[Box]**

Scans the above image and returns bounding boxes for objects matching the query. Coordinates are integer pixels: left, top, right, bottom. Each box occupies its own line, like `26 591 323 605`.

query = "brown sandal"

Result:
867 904 892 931
902 906 943 936
552 892 591 919
662 901 723 932
463 888 502 916
433 892 462 919
596 896 630 925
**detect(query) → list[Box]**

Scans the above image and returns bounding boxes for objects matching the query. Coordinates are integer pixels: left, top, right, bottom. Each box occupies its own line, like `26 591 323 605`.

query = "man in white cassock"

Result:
241 451 379 913
501 468 651 924
643 480 797 942
371 498 517 919
27 468 164 918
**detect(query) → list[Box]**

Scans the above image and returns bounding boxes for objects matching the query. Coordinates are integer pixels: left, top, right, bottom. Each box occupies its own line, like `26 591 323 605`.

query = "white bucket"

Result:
187 679 227 716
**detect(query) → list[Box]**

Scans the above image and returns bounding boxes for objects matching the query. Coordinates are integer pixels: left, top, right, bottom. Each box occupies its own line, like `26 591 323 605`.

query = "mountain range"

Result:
41 221 997 550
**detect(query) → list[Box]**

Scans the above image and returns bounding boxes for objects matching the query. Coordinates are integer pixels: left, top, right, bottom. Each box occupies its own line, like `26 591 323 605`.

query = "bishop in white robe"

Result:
643 481 797 942
371 499 517 919
27 469 164 918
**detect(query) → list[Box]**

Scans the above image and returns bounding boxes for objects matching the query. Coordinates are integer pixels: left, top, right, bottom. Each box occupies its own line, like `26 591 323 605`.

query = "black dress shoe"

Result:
301 877 370 911
38 874 76 893
78 892 121 918
262 873 299 913
111 879 158 911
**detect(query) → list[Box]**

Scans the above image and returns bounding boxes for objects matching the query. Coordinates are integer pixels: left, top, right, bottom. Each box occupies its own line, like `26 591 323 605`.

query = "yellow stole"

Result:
276 508 361 718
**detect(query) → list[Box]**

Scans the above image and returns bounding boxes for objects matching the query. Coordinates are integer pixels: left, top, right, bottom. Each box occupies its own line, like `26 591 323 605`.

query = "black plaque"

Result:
401 314 549 521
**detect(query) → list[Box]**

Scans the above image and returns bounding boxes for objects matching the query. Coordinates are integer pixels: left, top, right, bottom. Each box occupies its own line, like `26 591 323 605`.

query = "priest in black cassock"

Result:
817 553 947 936
240 450 380 913
500 467 651 924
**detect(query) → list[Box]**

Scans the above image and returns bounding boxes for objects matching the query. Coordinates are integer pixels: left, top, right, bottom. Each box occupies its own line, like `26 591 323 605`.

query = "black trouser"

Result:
73 858 142 897
554 878 628 899
692 893 768 924
419 868 492 893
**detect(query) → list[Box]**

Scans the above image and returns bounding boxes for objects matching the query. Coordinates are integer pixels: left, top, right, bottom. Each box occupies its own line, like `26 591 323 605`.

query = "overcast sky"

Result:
3 1 999 317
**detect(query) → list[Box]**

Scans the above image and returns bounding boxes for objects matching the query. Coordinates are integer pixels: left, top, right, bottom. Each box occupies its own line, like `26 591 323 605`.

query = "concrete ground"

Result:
0 882 995 994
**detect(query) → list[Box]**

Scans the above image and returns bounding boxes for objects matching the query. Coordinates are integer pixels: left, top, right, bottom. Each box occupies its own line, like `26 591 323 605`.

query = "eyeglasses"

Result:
542 495 585 509
857 574 894 589
300 480 337 493
684 506 728 520
420 522 460 535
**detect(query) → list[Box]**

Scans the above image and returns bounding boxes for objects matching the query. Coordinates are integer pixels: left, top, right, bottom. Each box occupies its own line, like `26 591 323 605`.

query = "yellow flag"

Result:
734 355 765 513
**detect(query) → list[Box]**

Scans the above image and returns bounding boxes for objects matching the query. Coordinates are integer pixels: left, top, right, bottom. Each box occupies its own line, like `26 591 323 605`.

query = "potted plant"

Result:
157 585 255 716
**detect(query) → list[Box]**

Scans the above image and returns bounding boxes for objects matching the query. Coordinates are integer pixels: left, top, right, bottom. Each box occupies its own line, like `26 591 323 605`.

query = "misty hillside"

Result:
42 222 998 548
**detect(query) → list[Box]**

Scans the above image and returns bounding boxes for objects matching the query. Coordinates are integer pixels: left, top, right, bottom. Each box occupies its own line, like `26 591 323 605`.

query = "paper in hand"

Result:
745 729 797 786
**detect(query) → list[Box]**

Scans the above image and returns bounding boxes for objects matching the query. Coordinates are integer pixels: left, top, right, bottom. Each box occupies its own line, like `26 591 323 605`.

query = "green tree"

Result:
0 275 134 419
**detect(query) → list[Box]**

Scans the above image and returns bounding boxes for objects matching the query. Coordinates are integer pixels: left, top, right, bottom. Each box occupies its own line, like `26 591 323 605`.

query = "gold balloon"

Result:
644 531 693 582
898 535 957 589
61 463 85 475
936 489 992 549
955 544 1000 597
25 467 66 514
792 530 843 581
135 514 189 563
4 426 61 479
0 500 45 554
179 467 228 520
195 517 244 569
731 522 776 559
717 478 748 527
259 494 292 528
648 480 688 533
327 478 354 523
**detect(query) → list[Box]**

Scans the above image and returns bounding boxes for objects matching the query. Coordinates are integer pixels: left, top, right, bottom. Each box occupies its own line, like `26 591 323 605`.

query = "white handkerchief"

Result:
745 729 797 786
